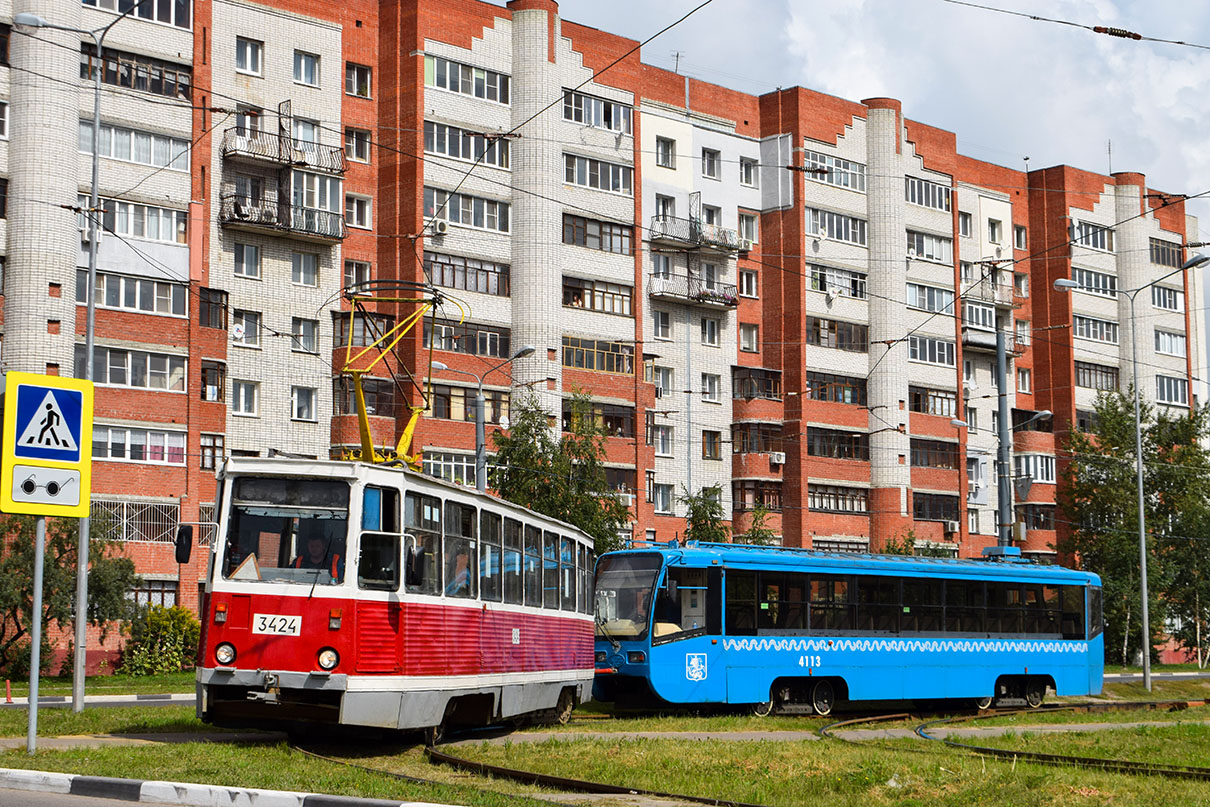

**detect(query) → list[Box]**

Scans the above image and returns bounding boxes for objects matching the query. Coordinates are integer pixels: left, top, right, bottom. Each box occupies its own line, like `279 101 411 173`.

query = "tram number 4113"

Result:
797 655 822 668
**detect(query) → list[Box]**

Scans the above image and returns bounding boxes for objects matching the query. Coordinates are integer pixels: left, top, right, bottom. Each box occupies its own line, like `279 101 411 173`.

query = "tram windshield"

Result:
221 477 350 586
594 553 662 641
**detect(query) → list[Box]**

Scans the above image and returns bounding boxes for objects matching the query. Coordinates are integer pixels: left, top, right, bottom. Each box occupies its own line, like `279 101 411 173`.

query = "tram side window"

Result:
945 580 985 633
1062 584 1089 639
362 486 400 532
902 578 942 632
503 519 523 605
444 501 477 598
404 492 442 595
856 576 900 633
724 569 757 635
1089 586 1102 638
358 532 400 591
560 536 576 611
579 543 595 614
758 572 808 631
523 525 543 607
810 575 852 631
653 567 710 643
986 582 1023 634
480 512 503 602
543 531 560 609
1025 584 1060 635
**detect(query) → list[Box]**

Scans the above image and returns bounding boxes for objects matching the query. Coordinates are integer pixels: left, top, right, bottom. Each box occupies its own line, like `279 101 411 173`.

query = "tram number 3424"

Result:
797 655 823 668
252 614 302 636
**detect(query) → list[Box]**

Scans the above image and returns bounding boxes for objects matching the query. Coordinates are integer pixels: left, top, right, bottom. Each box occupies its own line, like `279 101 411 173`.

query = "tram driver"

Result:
293 530 345 582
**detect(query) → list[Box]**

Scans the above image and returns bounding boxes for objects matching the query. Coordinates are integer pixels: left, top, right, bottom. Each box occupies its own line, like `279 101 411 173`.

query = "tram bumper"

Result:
197 667 348 726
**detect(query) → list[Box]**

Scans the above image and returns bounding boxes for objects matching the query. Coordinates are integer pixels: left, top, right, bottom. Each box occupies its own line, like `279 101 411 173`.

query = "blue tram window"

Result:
362 487 381 531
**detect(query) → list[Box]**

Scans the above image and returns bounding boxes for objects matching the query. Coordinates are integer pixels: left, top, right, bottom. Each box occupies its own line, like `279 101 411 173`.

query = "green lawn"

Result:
5 671 195 698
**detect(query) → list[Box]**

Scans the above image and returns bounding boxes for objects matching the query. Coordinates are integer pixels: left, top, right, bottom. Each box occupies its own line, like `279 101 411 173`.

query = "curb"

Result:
0 767 466 807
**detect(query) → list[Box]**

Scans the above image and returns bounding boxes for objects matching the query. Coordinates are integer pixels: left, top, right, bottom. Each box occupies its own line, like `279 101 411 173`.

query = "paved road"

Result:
0 694 193 711
0 792 175 807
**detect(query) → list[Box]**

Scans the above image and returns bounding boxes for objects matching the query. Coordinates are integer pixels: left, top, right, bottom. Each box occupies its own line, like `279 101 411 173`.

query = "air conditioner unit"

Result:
944 520 960 535
769 451 786 465
80 223 98 243
739 237 754 252
431 219 449 236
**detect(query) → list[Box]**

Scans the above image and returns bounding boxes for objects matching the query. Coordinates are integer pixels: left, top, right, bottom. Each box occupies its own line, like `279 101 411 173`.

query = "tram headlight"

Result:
595 651 607 664
215 643 236 665
317 647 339 671
627 651 646 664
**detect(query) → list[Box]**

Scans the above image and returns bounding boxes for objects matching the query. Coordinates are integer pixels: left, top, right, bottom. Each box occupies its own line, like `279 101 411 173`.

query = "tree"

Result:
680 483 729 543
491 390 629 554
881 528 951 557
0 515 138 676
738 504 778 545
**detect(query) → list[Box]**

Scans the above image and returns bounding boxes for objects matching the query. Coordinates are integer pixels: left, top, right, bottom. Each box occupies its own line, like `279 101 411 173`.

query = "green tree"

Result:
121 605 201 675
491 390 629 554
680 483 729 543
738 504 778 545
0 515 138 676
880 528 951 557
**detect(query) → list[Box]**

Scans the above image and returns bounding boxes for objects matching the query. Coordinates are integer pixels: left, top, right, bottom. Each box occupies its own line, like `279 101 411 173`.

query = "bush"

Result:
121 605 201 676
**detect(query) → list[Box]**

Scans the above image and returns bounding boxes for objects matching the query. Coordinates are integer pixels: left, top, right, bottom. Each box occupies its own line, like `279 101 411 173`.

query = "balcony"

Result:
648 273 738 308
649 215 741 252
961 326 1022 356
962 280 1019 309
219 194 347 242
221 129 346 174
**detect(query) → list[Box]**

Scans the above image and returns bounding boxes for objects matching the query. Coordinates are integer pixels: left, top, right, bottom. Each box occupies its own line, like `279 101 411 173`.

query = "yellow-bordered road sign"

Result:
1 372 94 516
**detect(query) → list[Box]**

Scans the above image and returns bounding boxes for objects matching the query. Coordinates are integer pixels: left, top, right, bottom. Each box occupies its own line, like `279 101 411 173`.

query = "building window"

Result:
76 270 186 316
962 301 996 331
294 50 320 86
345 127 371 162
1022 505 1055 531
292 317 319 353
701 148 721 179
1074 221 1114 252
345 62 371 97
76 195 187 244
655 194 675 219
232 309 260 347
651 365 674 398
909 439 960 470
734 367 782 400
344 259 371 289
291 386 317 421
805 371 865 405
561 336 634 375
231 380 258 416
1014 225 1027 249
740 158 758 187
1015 320 1031 346
93 426 186 464
424 252 509 296
292 252 319 286
423 187 510 233
655 137 676 168
801 150 866 191
422 451 477 486
291 170 342 220
198 288 227 329
80 44 191 100
1152 285 1185 312
0 102 8 139
651 425 674 457
1150 238 1182 268
1157 375 1189 406
958 211 972 237
1015 454 1056 484
808 485 868 514
811 265 867 300
562 214 633 255
906 283 954 313
84 0 190 28
562 400 634 438
908 335 955 367
563 276 632 315
1076 409 1099 432
334 377 395 417
334 312 395 347
738 212 758 246
701 317 720 346
424 54 510 104
733 480 782 512
964 406 978 431
908 386 957 417
701 373 721 403
653 310 671 339
1074 361 1119 391
75 345 185 391
987 219 1002 244
200 360 225 402
424 319 511 358
235 37 261 75
653 483 674 514
904 176 951 211
564 154 633 195
1072 267 1117 297
563 90 631 133
732 423 782 455
907 230 953 264
806 207 867 245
913 493 959 522
1017 368 1032 393
1155 329 1187 357
345 194 372 229
1014 273 1029 297
200 433 224 471
739 270 758 298
423 121 509 169
739 323 759 352
808 428 869 461
1073 315 1119 344
702 430 722 460
234 243 259 278
806 317 868 352
79 121 189 171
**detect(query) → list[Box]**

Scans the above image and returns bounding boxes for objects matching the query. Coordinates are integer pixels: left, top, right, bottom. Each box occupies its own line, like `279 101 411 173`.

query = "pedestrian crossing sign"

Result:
1 373 94 516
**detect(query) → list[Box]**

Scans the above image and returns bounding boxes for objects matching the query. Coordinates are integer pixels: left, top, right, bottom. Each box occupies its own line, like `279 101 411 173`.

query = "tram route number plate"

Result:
253 614 301 636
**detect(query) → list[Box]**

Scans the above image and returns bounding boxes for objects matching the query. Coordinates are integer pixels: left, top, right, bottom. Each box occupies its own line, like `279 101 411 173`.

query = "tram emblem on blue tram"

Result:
685 653 707 681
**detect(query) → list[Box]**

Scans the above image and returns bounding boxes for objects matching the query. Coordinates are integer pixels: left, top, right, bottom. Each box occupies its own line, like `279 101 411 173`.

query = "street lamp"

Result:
431 345 535 492
1055 253 1209 692
15 3 149 715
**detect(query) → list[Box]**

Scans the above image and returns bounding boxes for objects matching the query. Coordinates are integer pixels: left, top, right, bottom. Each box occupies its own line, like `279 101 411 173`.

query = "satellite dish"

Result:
499 415 510 431
232 323 245 340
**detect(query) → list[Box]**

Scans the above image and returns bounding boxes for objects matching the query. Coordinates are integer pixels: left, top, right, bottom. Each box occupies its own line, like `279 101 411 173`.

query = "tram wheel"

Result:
1023 680 1045 709
423 721 446 746
811 680 835 716
751 699 775 717
973 696 994 711
554 689 576 725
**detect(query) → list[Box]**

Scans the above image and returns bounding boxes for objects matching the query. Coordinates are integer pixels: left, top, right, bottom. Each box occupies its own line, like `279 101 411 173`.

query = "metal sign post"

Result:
27 517 45 754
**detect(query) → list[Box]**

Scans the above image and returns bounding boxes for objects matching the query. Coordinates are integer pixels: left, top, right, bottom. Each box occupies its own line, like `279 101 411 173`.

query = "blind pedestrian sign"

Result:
1 373 94 517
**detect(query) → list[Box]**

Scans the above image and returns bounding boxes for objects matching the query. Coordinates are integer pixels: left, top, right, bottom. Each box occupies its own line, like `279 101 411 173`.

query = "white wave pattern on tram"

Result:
719 637 1088 654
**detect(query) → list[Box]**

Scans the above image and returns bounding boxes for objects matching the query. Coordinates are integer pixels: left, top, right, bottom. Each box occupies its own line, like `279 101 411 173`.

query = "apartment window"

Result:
423 187 510 233
232 310 260 347
291 386 317 421
904 176 951 211
84 0 190 28
75 345 185 391
740 158 759 187
806 317 868 352
0 102 7 140
740 324 759 352
734 367 782 400
702 431 722 460
1152 285 1185 312
231 380 258 416
1017 367 1032 393
655 137 676 168
652 310 672 340
701 317 720 346
732 424 781 455
424 54 510 104
561 336 634 375
292 252 319 286
653 484 674 514
811 265 867 300
1076 409 1099 432
651 366 674 398
701 373 721 403
806 207 867 245
987 219 1002 244
907 230 953 263
1014 454 1056 484
563 276 632 316
964 359 973 382
344 259 371 289
76 194 187 244
235 37 261 75
294 50 320 86
968 509 980 534
198 288 227 329
92 427 186 464
1022 505 1055 531
1150 238 1182 268
1073 315 1119 344
651 425 674 457
292 318 319 353
908 335 955 367
563 90 632 133
801 150 866 191
292 116 318 143
200 434 224 471
345 195 372 229
291 170 341 217
1074 361 1119 391
805 371 866 405
738 212 758 246
564 154 633 195
80 44 191 100
1014 273 1029 297
333 312 395 348
958 211 972 237
562 214 633 255
424 318 511 358
427 385 509 424
739 270 758 298
561 401 634 438
346 62 371 97
913 493 959 522
964 406 978 431
809 485 869 514
808 428 869 461
334 377 395 417
1072 267 1117 297
234 243 259 278
734 480 782 512
1015 320 1031 346
962 301 996 331
1074 221 1114 252
1155 329 1187 357
701 148 721 179
961 261 976 284
79 121 189 171
655 195 676 220
910 439 959 470
1157 375 1189 406
425 252 509 296
424 121 509 169
76 270 186 316
345 128 370 162
1014 225 1027 250
909 386 957 417
200 361 225 402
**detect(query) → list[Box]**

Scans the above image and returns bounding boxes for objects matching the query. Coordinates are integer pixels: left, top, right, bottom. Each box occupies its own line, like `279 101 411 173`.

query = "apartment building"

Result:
0 0 1200 665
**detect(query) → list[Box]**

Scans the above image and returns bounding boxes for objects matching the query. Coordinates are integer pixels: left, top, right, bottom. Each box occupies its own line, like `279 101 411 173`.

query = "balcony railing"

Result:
219 194 347 241
648 273 738 308
961 326 1023 356
962 281 1018 308
649 215 741 252
221 129 346 174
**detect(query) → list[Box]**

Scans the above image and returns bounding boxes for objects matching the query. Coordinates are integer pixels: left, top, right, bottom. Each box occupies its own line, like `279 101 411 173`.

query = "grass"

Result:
971 722 1210 770
0 705 212 739
4 671 195 698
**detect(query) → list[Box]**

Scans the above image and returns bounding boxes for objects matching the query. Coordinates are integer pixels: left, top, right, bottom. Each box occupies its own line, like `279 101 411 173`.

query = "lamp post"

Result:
15 3 147 715
432 346 535 492
1055 252 1209 692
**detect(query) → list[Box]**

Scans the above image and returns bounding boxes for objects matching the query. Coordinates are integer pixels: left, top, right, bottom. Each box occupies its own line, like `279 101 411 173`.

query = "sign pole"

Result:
27 516 45 754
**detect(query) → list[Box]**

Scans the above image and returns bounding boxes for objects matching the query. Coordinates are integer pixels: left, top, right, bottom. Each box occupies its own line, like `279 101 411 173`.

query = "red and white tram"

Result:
195 456 596 732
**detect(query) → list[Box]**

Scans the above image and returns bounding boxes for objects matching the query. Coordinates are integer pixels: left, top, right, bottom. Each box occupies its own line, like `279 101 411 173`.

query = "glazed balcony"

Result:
962 280 1019 309
219 194 347 242
647 273 738 309
649 215 741 253
961 326 1023 356
221 129 346 174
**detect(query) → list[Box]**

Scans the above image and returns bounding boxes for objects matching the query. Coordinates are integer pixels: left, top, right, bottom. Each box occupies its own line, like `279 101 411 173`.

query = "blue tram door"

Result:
647 567 726 704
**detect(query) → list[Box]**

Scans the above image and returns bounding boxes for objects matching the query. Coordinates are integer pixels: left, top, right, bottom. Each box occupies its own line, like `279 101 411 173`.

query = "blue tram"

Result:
593 542 1103 714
